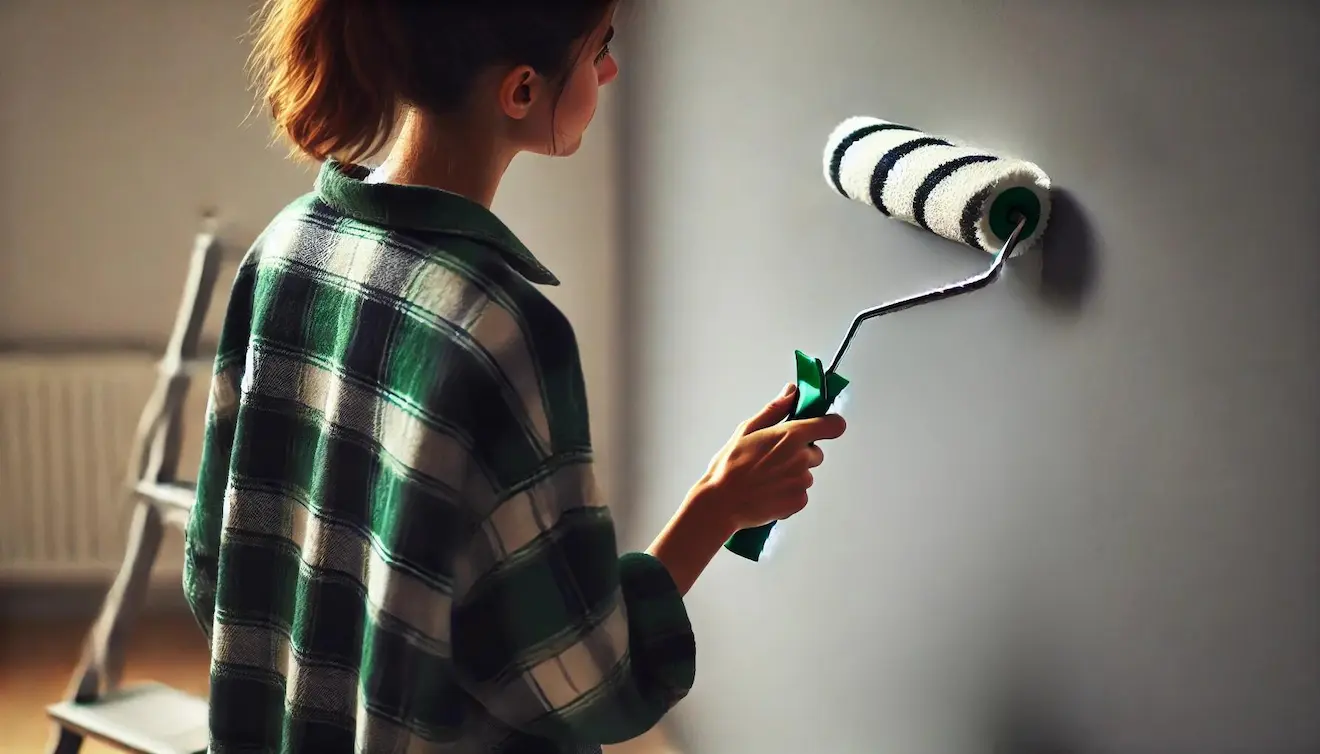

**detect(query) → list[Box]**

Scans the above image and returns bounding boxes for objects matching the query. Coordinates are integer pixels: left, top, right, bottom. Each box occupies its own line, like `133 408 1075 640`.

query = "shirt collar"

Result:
313 159 560 286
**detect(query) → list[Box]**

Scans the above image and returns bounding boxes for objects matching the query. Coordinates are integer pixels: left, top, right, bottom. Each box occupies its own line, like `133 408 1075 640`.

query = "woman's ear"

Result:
497 65 542 120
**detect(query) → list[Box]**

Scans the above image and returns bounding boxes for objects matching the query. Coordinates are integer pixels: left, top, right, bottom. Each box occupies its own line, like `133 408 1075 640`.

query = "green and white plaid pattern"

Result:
183 160 696 753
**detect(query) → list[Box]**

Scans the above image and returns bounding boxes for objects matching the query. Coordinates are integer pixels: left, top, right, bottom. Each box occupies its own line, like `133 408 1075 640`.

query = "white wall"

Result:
621 2 1320 753
0 0 623 499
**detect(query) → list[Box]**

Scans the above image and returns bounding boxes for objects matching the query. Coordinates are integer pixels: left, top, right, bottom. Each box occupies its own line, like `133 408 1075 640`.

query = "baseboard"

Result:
0 579 191 623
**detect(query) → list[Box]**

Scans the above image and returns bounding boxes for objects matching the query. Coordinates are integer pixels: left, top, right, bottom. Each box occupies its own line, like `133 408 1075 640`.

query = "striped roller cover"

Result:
823 116 1052 256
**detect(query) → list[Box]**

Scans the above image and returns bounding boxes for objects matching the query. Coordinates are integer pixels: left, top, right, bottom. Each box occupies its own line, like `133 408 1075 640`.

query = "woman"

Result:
183 1 847 752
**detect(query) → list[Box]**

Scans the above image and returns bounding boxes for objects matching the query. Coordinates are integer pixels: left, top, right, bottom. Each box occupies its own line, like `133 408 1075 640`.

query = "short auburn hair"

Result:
249 0 617 164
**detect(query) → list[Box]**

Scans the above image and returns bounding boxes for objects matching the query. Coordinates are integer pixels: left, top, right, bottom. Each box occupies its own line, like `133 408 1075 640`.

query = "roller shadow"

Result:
991 711 1086 754
987 676 1092 754
982 622 1100 754
1029 188 1098 313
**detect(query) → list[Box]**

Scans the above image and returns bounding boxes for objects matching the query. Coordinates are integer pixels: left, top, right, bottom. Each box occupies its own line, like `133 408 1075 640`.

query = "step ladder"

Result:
45 216 228 754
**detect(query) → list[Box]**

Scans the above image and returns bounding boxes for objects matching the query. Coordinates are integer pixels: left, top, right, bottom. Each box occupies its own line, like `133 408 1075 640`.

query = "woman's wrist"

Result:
645 482 739 596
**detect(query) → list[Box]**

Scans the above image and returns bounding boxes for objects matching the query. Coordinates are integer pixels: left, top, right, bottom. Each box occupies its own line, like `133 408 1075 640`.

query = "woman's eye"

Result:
595 26 615 65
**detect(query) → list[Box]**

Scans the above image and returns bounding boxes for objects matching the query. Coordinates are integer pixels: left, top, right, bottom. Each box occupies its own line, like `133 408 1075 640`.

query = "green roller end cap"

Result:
723 350 849 562
988 186 1041 244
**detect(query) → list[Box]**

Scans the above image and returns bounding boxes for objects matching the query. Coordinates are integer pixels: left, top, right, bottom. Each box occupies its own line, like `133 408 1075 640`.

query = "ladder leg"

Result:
88 497 166 696
45 726 84 754
44 497 165 752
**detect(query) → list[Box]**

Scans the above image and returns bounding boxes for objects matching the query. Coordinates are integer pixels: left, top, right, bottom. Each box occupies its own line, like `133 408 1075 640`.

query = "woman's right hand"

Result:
647 384 848 594
696 383 848 531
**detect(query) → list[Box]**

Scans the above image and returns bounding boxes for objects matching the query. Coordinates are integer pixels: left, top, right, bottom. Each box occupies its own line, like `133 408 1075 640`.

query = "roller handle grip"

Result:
723 350 850 562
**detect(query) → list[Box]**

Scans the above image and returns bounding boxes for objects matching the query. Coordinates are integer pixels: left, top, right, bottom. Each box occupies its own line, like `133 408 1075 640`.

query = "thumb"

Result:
742 383 798 434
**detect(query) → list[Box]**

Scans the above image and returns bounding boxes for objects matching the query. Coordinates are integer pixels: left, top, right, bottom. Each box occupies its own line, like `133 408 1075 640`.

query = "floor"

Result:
0 612 679 754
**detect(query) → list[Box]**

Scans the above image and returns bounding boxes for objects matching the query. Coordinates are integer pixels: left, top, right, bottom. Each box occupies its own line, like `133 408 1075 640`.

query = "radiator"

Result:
0 353 204 582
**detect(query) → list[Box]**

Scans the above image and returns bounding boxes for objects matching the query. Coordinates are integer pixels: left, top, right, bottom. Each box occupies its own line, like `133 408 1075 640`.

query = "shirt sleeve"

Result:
449 456 697 747
183 265 255 645
182 361 242 644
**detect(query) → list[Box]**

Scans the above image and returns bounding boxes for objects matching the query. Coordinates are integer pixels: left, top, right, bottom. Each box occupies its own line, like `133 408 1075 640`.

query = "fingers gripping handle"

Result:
723 350 850 562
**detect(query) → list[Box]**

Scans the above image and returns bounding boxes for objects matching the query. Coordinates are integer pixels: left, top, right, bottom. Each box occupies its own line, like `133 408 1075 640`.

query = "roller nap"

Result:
824 116 1052 256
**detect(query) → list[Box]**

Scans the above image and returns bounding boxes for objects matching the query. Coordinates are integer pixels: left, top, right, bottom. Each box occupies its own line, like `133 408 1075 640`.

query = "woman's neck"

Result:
367 109 516 208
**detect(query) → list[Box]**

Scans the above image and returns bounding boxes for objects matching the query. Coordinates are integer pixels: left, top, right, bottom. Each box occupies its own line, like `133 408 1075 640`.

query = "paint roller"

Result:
722 116 1054 562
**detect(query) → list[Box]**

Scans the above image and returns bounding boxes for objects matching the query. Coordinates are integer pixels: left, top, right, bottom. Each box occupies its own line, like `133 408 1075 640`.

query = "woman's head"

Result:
250 0 620 164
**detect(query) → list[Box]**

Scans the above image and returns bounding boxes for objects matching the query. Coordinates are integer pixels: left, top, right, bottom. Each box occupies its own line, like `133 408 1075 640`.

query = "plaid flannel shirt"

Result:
183 160 696 753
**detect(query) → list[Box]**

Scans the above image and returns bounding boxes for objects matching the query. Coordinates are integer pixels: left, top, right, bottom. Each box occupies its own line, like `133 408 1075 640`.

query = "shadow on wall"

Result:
1034 188 1098 314
985 651 1092 754
988 187 1098 754
992 712 1089 754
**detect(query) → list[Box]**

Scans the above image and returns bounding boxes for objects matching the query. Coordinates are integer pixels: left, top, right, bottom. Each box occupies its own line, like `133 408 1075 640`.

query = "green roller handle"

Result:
723 350 850 561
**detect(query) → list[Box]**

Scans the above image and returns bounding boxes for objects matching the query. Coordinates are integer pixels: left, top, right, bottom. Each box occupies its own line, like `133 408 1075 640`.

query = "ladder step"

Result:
47 682 210 754
156 358 214 378
134 481 196 512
